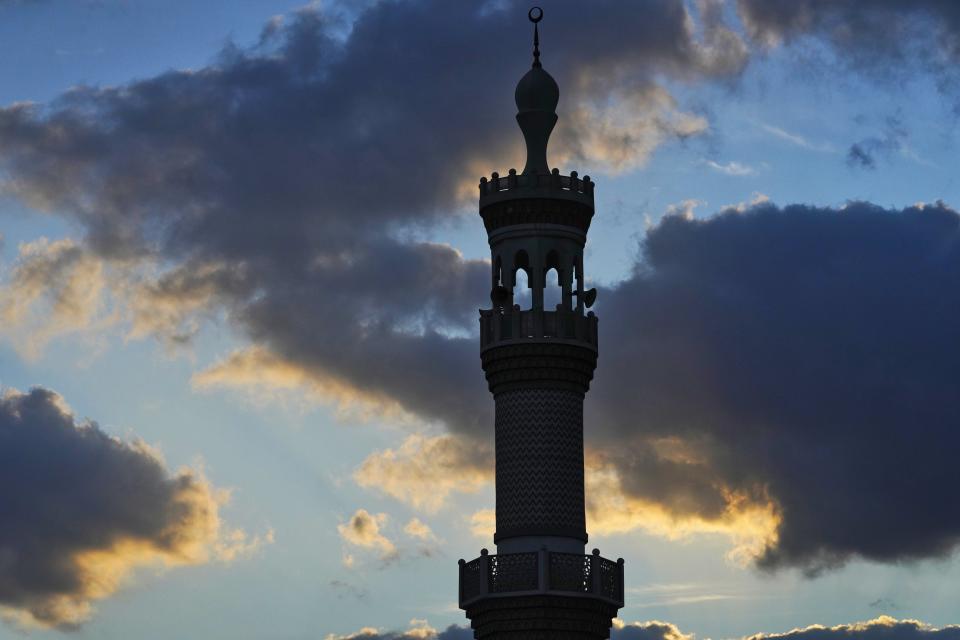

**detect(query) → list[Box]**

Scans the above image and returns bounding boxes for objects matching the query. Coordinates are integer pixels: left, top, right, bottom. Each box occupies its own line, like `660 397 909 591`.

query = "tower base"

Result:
464 594 619 640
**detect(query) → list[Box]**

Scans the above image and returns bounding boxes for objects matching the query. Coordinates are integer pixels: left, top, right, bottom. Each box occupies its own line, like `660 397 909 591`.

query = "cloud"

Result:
0 0 746 257
585 454 780 566
0 387 258 629
467 509 495 541
0 0 751 441
560 85 710 174
736 0 960 85
0 238 111 357
587 201 960 573
0 2 747 571
760 124 836 153
705 159 756 176
403 518 437 542
338 509 398 563
744 616 960 640
325 619 473 640
626 582 748 608
193 345 412 420
664 199 707 221
329 617 960 640
846 115 909 170
354 435 492 513
613 620 695 640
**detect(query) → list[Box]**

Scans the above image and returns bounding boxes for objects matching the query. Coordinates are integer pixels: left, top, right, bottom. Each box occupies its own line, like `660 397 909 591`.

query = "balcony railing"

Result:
480 308 598 350
480 168 593 196
458 548 624 608
479 168 595 208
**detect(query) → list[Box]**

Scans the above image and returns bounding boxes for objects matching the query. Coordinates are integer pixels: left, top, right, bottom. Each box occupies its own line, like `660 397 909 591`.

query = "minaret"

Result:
458 8 624 639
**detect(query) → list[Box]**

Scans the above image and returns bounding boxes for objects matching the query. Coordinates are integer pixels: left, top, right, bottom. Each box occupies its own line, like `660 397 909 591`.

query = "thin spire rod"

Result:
529 6 543 68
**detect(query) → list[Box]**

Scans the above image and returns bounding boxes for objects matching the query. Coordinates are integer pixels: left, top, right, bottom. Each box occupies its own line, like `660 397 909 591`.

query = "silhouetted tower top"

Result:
478 9 594 238
515 7 559 175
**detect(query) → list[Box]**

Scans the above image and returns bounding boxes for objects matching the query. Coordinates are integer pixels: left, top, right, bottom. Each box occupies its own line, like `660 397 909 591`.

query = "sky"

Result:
0 1 959 639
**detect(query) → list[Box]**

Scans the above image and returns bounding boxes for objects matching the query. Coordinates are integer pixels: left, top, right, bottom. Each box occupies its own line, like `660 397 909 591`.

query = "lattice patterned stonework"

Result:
461 557 485 602
490 553 539 593
597 556 622 602
495 388 586 540
549 552 591 593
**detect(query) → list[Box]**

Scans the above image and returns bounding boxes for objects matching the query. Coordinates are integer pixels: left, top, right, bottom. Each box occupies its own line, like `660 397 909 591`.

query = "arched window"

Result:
513 249 531 310
514 267 532 310
573 259 582 309
544 267 561 310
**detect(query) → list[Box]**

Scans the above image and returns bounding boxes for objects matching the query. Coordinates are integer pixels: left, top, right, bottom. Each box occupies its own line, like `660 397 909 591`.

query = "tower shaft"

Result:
495 386 585 552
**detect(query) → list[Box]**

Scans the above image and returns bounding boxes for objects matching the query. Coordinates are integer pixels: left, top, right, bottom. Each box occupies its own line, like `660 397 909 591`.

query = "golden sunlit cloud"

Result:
338 509 398 563
0 387 270 630
558 85 709 174
404 518 437 542
586 456 781 566
193 345 412 421
1 470 272 630
0 240 242 357
122 260 248 348
352 431 778 562
0 237 112 358
612 619 695 640
467 509 496 542
324 618 440 640
744 616 960 640
354 434 493 513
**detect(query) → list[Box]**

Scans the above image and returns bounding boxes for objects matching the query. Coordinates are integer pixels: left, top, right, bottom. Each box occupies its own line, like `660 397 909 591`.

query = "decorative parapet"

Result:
458 548 624 609
480 308 597 351
479 168 594 209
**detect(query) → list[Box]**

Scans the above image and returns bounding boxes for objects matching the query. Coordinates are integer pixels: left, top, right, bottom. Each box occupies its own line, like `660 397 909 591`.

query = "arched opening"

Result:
513 250 531 310
543 250 562 311
544 267 561 310
573 259 582 310
514 267 532 310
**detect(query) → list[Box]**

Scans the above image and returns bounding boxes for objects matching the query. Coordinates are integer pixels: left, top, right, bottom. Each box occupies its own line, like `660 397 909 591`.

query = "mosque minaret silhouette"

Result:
458 7 625 639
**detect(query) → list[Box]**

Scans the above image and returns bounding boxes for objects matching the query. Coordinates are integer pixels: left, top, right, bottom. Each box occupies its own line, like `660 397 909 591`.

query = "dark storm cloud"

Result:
737 0 960 75
0 3 746 428
588 201 960 573
0 387 233 628
0 0 744 261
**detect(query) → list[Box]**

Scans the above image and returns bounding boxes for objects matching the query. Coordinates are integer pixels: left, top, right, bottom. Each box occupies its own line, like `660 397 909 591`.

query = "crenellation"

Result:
478 169 594 201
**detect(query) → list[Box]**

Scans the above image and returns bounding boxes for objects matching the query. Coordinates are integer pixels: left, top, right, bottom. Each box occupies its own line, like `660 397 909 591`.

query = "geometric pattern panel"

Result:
496 388 585 539
549 552 591 592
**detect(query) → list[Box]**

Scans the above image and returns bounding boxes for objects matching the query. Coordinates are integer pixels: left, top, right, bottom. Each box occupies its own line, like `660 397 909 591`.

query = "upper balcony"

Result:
480 307 597 351
479 168 594 209
459 548 624 609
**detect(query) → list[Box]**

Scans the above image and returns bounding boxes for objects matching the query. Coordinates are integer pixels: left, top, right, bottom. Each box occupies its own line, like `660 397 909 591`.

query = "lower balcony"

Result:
479 308 598 350
458 548 624 609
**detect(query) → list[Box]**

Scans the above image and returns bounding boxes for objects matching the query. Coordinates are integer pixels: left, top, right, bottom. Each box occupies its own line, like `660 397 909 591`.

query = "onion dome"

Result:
515 64 559 114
